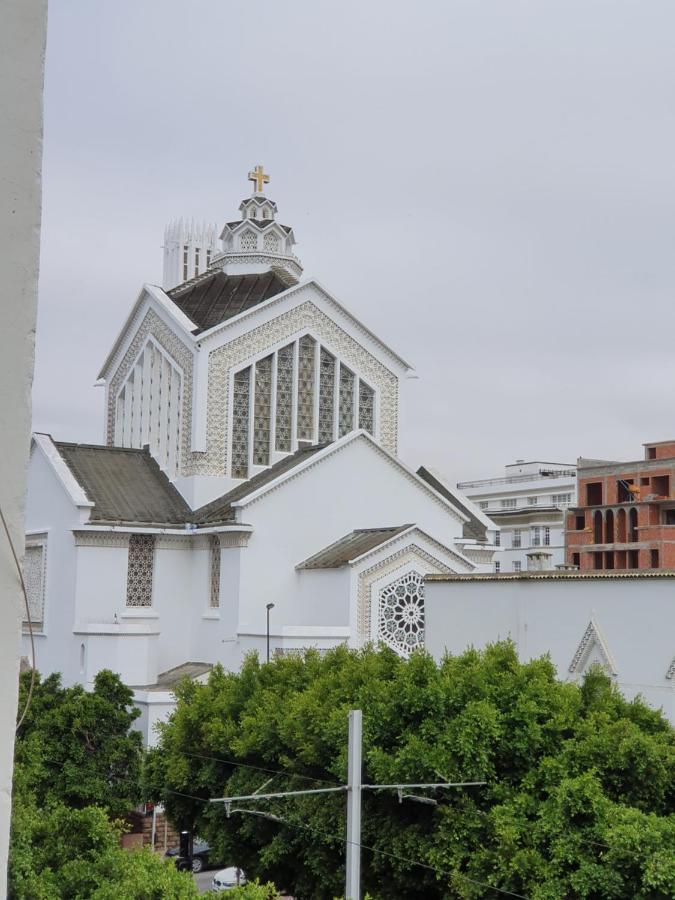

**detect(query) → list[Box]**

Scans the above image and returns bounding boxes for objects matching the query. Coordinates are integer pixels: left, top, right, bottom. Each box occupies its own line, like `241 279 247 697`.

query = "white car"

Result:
211 867 246 891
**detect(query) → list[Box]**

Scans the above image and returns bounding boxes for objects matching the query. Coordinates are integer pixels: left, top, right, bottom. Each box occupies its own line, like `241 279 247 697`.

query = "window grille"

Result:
209 535 221 608
24 541 46 628
358 381 375 434
532 526 541 547
275 344 294 452
126 535 155 607
338 365 355 437
297 336 315 440
183 244 189 281
501 498 517 509
513 561 522 573
512 529 521 548
253 355 272 466
544 526 551 546
495 531 501 546
494 562 501 573
194 248 200 276
240 230 257 251
232 367 251 478
378 571 425 657
263 232 280 253
479 501 488 510
318 348 336 443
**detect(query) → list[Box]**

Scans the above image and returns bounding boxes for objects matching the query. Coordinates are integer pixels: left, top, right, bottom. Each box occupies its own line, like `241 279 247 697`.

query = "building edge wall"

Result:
0 0 48 893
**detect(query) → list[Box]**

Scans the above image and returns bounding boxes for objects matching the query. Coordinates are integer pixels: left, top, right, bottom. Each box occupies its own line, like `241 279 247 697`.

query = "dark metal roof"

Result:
168 270 291 333
130 661 213 692
224 220 292 233
416 466 488 543
193 443 328 525
55 442 193 525
297 525 413 569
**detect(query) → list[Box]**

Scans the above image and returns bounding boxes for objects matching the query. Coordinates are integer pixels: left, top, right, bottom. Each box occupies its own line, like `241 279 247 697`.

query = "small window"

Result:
494 531 501 547
262 208 269 219
183 244 189 281
501 498 517 509
512 529 521 548
572 552 580 567
552 493 572 506
593 552 603 570
652 475 669 497
479 501 488 510
532 526 541 547
544 526 551 546
628 549 639 568
647 447 657 459
575 514 585 530
206 249 211 267
650 549 659 568
194 247 200 276
250 208 257 218
528 496 538 506
513 561 522 573
640 477 650 486
494 562 501 573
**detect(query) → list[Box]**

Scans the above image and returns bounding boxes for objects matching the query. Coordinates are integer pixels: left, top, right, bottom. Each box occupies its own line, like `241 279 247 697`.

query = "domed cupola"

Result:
212 166 302 280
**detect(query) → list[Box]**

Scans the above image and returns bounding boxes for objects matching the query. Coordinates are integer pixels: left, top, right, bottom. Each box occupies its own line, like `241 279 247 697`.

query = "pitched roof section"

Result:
55 442 192 525
193 443 328 525
416 466 488 543
297 525 413 569
167 270 292 333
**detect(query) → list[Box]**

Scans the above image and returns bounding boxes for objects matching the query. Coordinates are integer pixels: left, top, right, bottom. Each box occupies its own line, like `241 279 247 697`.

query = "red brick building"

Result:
566 440 675 571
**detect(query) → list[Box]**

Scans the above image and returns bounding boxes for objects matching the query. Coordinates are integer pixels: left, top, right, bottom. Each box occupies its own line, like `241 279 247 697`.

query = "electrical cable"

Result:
180 750 342 786
0 503 36 731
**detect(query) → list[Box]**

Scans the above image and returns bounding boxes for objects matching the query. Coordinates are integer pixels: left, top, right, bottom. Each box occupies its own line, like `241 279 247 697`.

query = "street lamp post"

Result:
266 603 275 662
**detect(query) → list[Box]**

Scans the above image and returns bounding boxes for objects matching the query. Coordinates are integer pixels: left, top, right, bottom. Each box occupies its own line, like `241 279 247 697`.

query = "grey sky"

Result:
33 0 675 482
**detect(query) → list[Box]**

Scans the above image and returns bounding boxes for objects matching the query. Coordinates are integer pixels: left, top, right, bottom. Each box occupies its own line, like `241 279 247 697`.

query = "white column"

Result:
0 0 47 886
345 709 362 900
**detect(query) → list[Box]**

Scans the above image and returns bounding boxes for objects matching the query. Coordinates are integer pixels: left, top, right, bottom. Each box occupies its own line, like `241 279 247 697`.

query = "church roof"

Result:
224 220 292 233
416 466 488 543
55 442 192 525
168 270 293 333
193 443 329 525
296 525 413 569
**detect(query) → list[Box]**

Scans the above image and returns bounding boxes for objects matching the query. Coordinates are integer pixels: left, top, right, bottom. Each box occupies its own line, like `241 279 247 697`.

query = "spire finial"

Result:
248 164 270 194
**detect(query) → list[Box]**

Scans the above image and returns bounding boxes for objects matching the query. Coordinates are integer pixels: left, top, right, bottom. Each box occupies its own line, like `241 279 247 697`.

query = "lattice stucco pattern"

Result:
275 343 294 452
199 301 398 476
209 534 221 608
232 367 251 479
297 335 315 441
240 230 258 251
318 348 336 443
24 541 47 627
358 381 374 435
106 308 194 475
356 545 454 644
338 364 355 438
126 534 155 607
378 571 425 656
253 355 272 466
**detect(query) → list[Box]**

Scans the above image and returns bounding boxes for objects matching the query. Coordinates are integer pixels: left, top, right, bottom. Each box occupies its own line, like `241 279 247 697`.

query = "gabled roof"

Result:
55 441 192 525
224 220 292 233
296 525 413 569
193 443 328 525
168 270 294 333
416 466 489 542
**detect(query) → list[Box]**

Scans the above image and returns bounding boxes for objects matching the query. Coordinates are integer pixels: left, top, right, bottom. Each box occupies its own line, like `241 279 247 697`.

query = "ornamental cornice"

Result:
351 525 473 573
74 531 131 548
210 252 302 278
216 531 251 548
568 618 618 676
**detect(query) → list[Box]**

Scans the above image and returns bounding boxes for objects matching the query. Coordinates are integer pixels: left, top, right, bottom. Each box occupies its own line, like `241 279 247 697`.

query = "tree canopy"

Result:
146 643 675 899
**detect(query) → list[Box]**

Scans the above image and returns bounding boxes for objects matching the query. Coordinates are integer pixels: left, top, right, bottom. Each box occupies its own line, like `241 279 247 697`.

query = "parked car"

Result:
165 839 214 873
212 867 246 891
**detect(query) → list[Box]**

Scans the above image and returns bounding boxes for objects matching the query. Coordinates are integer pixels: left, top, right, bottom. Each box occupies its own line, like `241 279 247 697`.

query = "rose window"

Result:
377 571 425 656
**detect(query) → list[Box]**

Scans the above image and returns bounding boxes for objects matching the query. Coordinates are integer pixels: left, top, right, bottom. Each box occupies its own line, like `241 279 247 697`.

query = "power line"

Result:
180 750 342 786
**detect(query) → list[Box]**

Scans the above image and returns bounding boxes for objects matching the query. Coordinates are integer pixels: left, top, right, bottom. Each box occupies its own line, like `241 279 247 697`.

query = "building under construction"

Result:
566 440 675 571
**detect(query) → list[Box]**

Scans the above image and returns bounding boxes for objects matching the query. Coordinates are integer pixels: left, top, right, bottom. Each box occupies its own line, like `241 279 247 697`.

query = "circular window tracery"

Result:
377 571 424 656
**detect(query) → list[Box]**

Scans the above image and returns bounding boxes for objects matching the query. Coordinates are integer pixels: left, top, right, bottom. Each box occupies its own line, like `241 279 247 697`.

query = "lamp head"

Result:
266 602 275 611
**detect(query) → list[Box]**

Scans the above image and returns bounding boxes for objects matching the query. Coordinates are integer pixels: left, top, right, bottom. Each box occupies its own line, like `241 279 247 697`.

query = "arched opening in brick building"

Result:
629 507 638 542
593 510 603 543
605 509 614 544
616 507 627 543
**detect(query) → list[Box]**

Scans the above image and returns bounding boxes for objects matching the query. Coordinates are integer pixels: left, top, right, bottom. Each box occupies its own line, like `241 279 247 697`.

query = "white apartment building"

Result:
457 461 577 573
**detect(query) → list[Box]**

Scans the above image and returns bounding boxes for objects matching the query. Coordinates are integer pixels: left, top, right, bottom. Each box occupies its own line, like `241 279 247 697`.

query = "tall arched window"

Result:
629 507 638 542
605 509 614 544
593 510 603 544
617 508 627 542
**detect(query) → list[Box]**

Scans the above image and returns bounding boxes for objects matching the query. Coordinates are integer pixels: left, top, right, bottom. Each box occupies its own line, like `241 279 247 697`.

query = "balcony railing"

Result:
458 470 577 490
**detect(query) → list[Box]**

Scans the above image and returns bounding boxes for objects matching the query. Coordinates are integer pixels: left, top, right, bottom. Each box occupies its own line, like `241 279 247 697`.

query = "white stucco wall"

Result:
0 0 47 888
424 575 675 724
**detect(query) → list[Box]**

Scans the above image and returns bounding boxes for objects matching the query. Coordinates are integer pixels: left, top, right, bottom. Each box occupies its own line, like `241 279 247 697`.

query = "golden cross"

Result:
248 165 270 193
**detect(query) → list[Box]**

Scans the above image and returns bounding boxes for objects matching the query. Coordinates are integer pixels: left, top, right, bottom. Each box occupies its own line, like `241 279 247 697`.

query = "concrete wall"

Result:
0 0 47 890
425 575 675 724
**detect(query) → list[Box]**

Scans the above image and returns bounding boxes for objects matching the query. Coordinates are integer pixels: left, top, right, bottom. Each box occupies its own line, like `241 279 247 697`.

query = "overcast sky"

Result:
33 0 675 483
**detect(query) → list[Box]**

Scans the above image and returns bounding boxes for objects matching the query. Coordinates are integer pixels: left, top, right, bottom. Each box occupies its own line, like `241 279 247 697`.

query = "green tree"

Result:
15 669 143 817
147 643 675 899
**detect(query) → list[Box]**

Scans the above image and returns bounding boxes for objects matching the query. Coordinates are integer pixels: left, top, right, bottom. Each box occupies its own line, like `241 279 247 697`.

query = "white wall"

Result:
0 0 47 888
425 575 675 723
236 437 468 642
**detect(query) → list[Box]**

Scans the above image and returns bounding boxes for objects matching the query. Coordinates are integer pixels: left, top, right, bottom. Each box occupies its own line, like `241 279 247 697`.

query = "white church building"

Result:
23 168 495 743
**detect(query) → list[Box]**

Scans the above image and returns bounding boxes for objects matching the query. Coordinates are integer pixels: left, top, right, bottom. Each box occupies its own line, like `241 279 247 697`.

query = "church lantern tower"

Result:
162 219 219 290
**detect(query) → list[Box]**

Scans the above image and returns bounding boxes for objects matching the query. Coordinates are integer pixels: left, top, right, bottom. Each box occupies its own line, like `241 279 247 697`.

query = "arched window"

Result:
250 208 257 219
605 509 614 544
262 208 269 220
593 510 603 544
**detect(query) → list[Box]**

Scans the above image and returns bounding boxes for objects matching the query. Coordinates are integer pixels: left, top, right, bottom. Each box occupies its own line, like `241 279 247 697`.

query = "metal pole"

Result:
345 709 362 900
266 602 274 663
